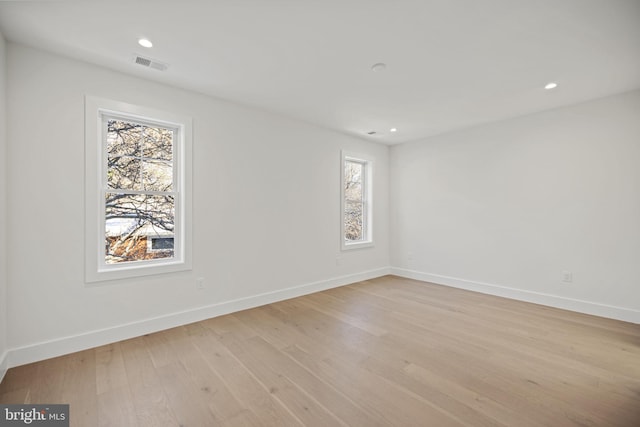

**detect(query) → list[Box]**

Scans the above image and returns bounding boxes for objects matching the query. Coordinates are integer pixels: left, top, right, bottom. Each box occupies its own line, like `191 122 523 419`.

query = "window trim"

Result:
341 151 373 251
85 96 192 283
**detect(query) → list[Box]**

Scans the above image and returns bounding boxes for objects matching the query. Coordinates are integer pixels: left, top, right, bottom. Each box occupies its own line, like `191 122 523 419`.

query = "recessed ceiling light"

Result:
138 38 153 48
390 128 397 132
545 82 558 90
371 63 387 72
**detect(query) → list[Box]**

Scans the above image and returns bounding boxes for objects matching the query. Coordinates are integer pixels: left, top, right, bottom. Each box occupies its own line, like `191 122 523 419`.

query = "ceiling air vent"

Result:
133 55 168 71
367 131 377 135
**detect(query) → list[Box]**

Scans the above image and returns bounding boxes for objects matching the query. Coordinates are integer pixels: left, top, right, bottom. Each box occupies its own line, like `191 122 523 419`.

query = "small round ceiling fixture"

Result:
138 38 153 48
545 82 558 90
390 128 397 132
371 63 387 72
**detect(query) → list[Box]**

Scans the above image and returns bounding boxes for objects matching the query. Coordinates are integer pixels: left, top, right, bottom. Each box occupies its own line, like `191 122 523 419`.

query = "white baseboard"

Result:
7 267 391 369
0 350 8 384
391 267 640 324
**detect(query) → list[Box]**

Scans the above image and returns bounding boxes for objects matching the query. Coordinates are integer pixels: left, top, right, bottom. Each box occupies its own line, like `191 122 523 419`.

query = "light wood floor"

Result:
1 275 639 426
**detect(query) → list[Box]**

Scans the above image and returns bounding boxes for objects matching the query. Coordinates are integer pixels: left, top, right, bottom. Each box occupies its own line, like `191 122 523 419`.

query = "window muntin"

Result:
341 152 373 250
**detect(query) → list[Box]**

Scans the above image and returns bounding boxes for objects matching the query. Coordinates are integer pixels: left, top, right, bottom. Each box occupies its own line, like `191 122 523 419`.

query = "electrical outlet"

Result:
562 271 573 283
196 277 205 290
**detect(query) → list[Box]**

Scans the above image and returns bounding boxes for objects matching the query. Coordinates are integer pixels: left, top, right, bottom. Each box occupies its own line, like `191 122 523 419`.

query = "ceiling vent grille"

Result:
133 55 168 71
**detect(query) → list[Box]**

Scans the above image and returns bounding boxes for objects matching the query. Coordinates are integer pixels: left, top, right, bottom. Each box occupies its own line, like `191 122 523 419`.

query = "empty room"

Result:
0 1 639 426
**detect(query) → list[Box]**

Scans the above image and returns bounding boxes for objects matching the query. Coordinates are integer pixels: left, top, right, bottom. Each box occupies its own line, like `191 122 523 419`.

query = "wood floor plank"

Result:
1 275 638 426
240 334 382 427
155 361 220 426
95 343 128 395
168 330 248 423
97 386 139 427
0 388 30 404
283 344 463 427
219 333 345 427
119 337 179 427
192 329 303 426
58 350 98 427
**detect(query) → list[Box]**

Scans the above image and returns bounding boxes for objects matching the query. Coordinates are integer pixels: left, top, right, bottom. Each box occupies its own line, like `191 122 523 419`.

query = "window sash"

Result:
100 115 181 268
341 152 373 250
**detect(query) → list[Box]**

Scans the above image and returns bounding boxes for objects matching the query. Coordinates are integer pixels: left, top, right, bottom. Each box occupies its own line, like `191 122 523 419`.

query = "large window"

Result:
85 97 192 282
341 152 373 250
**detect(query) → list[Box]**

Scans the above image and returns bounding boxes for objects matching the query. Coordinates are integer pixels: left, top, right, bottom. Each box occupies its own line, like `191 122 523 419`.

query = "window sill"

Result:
86 258 191 284
341 240 374 251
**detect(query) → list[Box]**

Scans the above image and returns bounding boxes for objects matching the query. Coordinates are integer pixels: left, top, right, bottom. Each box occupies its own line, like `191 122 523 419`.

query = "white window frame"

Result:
85 96 192 283
341 151 373 250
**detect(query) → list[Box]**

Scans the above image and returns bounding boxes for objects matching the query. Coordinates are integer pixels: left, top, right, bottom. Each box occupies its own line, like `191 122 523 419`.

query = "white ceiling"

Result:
1 0 639 144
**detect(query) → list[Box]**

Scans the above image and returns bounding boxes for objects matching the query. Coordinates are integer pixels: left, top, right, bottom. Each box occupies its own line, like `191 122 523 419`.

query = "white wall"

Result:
0 32 8 379
6 43 389 366
5 41 637 371
390 90 640 323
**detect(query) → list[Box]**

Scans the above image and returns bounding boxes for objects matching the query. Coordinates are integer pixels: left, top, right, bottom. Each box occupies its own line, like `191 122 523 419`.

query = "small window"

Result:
85 97 192 282
341 152 373 250
149 237 175 252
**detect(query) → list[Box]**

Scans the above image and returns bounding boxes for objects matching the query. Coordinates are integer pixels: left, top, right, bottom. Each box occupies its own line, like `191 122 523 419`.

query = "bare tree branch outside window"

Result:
344 160 364 241
105 120 175 263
